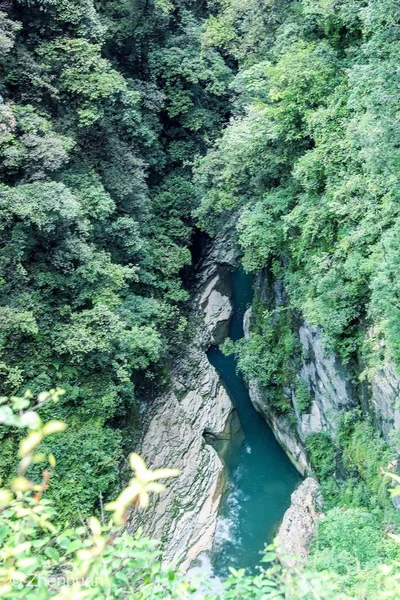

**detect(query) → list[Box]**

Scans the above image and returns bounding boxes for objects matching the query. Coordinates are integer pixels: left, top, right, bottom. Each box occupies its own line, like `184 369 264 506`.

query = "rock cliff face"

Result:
243 269 400 562
371 364 400 443
128 231 239 570
245 271 400 473
243 305 308 473
245 315 358 474
276 477 322 567
245 367 309 474
294 324 356 440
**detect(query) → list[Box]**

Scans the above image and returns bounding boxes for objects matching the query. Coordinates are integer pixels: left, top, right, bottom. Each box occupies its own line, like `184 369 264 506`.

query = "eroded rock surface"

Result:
200 274 232 344
128 229 239 569
244 307 309 474
244 267 400 494
294 323 356 440
276 477 321 567
248 377 309 475
244 279 357 473
371 363 400 442
130 349 232 570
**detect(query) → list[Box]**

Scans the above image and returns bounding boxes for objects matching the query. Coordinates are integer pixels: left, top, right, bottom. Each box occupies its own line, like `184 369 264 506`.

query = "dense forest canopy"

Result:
195 0 400 595
0 0 232 519
198 0 400 372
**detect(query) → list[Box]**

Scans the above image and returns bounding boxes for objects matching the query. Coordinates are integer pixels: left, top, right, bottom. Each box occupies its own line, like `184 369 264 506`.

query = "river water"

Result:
206 269 301 577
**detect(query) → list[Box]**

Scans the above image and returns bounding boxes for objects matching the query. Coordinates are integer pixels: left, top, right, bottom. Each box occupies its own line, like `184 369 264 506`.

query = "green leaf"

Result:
56 536 71 549
45 547 60 562
65 539 82 555
261 552 276 562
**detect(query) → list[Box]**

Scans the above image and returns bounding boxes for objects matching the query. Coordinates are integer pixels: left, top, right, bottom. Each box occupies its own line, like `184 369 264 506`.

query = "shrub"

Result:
294 379 313 413
306 432 336 480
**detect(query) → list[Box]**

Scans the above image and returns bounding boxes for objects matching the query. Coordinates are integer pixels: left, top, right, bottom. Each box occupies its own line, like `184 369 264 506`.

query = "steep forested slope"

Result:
0 0 231 519
3 0 400 596
198 0 400 373
196 0 400 595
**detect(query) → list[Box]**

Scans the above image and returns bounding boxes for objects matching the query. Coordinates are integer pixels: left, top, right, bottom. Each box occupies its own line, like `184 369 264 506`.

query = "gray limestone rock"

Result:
248 376 309 475
371 363 400 443
276 477 321 567
294 323 356 441
244 307 309 474
127 228 239 570
244 301 357 472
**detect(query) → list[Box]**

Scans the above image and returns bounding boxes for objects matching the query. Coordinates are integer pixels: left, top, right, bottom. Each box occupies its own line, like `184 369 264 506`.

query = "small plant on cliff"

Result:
306 432 336 480
294 379 313 413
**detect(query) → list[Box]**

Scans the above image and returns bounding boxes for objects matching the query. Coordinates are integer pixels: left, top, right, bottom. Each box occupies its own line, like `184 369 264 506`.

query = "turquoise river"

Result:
207 269 301 577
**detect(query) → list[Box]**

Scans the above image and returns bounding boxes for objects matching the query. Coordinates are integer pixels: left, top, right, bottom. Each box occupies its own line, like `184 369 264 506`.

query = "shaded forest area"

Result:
0 0 232 519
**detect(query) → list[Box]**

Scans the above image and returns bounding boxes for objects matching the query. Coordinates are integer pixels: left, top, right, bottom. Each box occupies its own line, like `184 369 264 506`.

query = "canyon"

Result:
129 233 400 574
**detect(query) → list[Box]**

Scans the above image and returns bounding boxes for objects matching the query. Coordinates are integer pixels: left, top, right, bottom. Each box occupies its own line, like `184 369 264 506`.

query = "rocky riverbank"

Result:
240 267 400 565
243 270 400 474
128 232 239 569
129 242 400 571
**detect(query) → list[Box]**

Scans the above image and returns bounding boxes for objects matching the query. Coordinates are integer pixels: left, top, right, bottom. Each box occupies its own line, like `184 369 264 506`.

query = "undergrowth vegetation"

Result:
2 390 400 599
197 0 400 372
0 0 231 520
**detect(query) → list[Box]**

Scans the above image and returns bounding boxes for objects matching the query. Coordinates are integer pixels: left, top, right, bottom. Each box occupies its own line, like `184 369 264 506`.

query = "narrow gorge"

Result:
130 229 400 576
129 234 314 573
3 0 400 597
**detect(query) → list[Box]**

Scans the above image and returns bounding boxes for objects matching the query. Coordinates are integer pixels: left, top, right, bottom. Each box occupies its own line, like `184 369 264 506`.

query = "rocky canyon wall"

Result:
244 270 400 474
127 230 239 570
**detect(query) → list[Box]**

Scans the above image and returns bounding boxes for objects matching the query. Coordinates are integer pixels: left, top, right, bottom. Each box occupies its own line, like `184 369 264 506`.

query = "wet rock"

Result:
244 307 309 474
243 306 252 339
276 477 322 567
128 348 232 570
248 377 309 475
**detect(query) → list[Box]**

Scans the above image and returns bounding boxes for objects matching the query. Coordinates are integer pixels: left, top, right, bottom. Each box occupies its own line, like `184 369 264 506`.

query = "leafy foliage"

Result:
197 0 400 369
2 393 400 599
309 507 400 597
306 432 336 481
3 0 400 597
196 4 400 594
222 292 296 413
0 391 186 599
294 379 312 413
0 0 231 519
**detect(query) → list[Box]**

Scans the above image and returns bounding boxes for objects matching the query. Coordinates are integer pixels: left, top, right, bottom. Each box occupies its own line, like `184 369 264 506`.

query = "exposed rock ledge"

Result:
276 477 322 567
244 299 357 474
128 232 238 570
244 307 309 474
